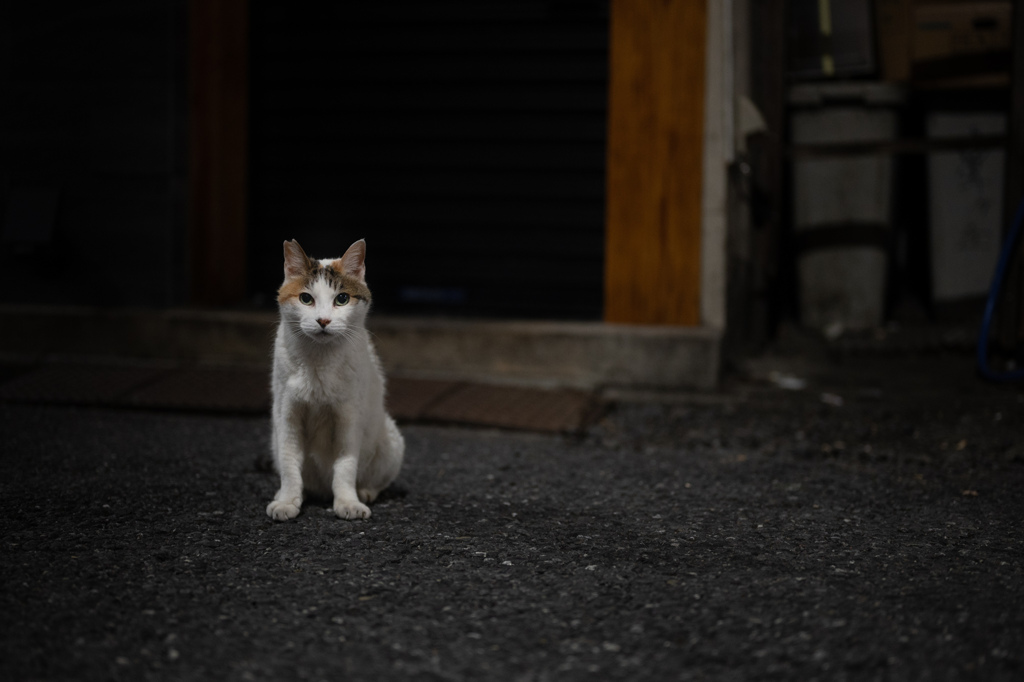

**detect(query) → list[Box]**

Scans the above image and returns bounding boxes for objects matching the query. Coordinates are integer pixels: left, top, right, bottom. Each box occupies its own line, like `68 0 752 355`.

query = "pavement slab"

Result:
1 353 1022 680
419 383 595 433
125 367 273 413
0 363 170 406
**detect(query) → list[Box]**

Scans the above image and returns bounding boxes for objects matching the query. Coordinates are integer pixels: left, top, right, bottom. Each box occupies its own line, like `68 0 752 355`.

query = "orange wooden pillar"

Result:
188 0 249 306
605 0 707 326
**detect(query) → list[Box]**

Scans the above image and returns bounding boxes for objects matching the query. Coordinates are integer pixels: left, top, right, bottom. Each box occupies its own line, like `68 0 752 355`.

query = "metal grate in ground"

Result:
0 362 596 432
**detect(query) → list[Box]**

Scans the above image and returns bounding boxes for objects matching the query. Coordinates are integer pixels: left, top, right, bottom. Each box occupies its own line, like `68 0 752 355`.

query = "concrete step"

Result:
0 305 721 390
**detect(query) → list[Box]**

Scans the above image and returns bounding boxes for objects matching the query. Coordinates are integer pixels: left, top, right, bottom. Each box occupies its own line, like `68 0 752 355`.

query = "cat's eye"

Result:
299 292 314 306
334 293 350 306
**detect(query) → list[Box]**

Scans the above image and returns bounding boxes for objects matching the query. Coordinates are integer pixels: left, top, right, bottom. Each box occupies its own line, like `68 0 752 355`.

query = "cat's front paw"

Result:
267 500 301 521
333 499 371 520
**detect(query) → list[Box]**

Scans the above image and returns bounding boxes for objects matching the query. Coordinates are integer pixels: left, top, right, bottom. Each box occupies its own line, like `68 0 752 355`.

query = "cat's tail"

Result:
384 415 405 468
358 415 405 504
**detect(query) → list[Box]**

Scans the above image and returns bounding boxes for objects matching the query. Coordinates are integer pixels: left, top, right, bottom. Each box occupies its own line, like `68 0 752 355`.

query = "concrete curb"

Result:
0 305 277 367
0 305 721 390
371 317 721 390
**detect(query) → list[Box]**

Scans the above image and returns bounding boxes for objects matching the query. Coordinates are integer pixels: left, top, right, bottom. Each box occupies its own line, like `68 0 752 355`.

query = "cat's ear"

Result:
334 239 366 282
283 240 309 280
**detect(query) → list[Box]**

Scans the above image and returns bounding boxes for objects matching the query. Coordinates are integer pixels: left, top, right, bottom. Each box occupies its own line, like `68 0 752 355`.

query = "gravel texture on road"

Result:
2 356 1023 681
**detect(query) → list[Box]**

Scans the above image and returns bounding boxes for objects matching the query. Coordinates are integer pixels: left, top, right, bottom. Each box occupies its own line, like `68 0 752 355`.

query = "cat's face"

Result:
277 239 372 344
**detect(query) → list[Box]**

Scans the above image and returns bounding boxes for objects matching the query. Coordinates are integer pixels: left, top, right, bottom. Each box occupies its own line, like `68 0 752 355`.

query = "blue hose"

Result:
977 196 1024 382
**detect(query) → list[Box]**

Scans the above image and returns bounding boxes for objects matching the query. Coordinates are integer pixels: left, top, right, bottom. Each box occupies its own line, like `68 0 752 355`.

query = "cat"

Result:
266 238 404 521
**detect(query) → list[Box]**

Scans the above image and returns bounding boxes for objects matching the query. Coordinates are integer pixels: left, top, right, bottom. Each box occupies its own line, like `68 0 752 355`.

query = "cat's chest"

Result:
283 359 360 406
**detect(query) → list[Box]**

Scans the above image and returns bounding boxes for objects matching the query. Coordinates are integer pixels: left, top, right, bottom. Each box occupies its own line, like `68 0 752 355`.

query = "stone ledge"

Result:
370 317 721 390
0 305 721 390
0 305 277 368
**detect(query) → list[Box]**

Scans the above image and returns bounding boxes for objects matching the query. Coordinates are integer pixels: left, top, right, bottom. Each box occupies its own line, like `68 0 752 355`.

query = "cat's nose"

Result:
317 318 330 329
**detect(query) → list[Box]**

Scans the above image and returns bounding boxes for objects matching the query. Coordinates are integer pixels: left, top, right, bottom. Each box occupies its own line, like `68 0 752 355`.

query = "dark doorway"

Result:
247 2 609 319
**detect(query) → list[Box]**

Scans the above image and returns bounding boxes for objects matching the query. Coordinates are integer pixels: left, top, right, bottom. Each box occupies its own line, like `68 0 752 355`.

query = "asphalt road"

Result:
2 354 1023 681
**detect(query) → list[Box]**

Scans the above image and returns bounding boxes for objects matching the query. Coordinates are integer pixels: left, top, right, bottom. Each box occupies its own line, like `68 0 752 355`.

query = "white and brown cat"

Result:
267 238 404 521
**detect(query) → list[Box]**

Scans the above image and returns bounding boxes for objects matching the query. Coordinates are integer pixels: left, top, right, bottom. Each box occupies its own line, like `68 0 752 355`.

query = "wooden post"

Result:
605 0 707 326
188 0 248 306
